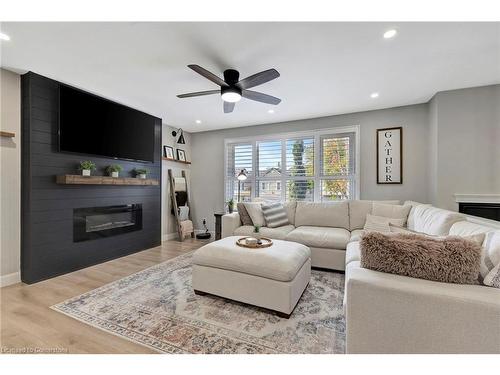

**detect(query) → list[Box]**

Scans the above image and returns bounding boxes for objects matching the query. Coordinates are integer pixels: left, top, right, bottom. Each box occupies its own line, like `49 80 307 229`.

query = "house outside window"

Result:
225 126 359 203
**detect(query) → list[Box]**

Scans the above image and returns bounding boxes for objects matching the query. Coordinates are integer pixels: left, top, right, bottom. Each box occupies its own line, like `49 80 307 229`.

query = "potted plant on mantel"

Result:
106 164 123 178
227 198 235 213
134 168 148 179
78 160 96 177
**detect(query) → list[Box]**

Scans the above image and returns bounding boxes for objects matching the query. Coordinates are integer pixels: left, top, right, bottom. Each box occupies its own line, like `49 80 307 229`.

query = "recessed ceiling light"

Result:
268 109 275 114
383 29 397 39
370 92 379 98
195 120 202 124
0 32 10 41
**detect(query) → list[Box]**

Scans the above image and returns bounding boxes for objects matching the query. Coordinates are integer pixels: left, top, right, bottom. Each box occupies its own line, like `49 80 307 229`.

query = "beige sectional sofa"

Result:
222 200 500 353
222 200 399 270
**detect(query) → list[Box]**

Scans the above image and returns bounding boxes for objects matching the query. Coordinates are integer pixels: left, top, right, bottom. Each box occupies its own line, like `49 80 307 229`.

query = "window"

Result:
225 127 359 203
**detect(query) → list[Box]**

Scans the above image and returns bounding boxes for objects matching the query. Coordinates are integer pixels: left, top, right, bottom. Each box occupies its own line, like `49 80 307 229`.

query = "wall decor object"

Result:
177 149 186 162
163 145 175 160
171 128 186 144
377 127 402 184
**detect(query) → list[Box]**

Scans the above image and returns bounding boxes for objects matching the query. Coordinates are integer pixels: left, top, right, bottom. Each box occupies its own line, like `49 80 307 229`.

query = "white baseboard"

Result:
0 272 21 287
162 232 179 242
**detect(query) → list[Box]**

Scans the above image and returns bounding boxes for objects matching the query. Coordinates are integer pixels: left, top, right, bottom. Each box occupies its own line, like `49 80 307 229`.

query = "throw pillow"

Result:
389 224 418 234
364 214 406 233
261 202 289 228
480 231 500 288
484 263 500 288
237 203 253 226
360 232 482 284
372 203 412 225
243 202 266 227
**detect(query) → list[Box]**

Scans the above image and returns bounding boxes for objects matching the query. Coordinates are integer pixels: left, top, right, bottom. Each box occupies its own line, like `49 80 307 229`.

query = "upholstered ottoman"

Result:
192 236 311 318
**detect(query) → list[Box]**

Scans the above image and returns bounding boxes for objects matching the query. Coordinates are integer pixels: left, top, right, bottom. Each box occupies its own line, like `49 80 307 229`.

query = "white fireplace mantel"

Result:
454 194 500 204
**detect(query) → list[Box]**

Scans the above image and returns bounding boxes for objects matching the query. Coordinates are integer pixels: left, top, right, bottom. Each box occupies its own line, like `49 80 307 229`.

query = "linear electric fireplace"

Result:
74 204 143 242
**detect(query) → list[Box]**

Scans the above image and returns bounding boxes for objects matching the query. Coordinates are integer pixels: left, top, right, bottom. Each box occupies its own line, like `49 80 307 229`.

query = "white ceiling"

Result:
1 22 499 132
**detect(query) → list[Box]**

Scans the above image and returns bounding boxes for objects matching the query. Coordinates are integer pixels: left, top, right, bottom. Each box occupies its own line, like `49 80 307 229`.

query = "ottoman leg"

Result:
194 290 207 296
276 311 291 319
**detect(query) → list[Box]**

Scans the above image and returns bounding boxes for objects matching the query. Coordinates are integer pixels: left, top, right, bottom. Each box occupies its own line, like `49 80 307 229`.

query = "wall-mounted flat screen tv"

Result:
59 85 156 163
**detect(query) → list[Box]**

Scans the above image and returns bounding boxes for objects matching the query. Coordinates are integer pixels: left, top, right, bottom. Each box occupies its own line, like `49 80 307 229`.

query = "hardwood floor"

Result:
0 239 207 354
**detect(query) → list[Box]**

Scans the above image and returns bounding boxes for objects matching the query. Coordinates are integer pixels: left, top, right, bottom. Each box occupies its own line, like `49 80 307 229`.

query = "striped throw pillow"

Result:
261 202 289 228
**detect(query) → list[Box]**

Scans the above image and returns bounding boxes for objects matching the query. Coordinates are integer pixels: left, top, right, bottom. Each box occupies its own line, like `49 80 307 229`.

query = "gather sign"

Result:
377 127 402 184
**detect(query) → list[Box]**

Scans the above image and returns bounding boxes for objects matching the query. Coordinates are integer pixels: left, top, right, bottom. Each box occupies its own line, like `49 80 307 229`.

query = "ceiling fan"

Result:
177 64 281 113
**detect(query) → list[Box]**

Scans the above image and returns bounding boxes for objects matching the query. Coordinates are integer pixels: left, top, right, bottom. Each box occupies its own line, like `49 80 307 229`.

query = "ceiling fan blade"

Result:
236 68 280 90
223 101 235 113
177 90 220 98
188 64 228 87
242 90 281 105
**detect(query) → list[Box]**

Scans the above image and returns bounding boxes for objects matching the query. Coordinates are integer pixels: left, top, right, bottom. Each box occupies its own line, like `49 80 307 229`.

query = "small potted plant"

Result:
227 198 235 213
134 168 148 179
253 225 261 241
78 160 96 177
106 164 123 178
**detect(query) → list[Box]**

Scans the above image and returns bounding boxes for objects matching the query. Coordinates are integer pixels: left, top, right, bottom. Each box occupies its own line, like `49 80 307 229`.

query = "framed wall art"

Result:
163 145 175 160
377 127 402 184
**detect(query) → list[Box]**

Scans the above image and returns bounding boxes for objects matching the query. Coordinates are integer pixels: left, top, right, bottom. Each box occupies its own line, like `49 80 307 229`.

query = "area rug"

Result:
52 252 346 354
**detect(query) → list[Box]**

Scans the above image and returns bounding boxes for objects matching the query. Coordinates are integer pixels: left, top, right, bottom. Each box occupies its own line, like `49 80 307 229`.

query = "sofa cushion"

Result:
237 203 253 226
233 225 255 237
348 200 400 230
286 226 350 249
372 203 411 225
346 241 361 264
243 202 265 227
295 201 349 229
193 236 310 282
411 205 465 236
360 232 482 285
283 201 297 226
234 225 295 240
404 200 431 231
261 202 289 228
449 221 495 237
350 229 364 242
480 231 500 287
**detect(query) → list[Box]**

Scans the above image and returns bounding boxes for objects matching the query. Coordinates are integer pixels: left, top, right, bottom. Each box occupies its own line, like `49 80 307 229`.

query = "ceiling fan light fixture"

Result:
221 91 241 103
221 86 242 103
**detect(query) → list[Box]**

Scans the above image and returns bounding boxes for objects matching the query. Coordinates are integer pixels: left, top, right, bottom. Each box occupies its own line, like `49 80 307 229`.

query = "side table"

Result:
214 212 226 240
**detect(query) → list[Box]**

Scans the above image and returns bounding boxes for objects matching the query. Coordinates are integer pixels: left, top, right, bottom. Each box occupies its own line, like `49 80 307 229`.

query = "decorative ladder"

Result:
168 169 194 241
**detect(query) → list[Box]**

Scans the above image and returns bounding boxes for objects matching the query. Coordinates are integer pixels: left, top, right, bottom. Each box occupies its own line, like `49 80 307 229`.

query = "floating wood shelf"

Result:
56 175 159 186
0 131 16 138
162 157 191 165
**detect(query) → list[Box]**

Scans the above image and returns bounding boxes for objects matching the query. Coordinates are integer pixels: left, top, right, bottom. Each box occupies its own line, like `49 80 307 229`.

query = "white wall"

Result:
161 125 192 240
429 85 500 210
0 69 21 286
190 104 430 231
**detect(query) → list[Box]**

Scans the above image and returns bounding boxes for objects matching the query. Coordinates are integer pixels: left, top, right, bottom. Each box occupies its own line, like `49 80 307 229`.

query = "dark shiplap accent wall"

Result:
21 72 162 284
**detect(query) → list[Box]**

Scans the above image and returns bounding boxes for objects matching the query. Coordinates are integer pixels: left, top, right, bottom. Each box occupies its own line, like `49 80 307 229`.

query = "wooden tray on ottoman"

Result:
236 236 273 249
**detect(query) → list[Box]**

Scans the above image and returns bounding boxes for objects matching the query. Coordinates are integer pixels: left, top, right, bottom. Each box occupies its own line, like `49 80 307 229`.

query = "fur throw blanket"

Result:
360 232 481 284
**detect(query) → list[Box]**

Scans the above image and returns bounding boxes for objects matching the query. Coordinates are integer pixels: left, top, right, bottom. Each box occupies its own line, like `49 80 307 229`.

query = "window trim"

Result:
224 125 360 203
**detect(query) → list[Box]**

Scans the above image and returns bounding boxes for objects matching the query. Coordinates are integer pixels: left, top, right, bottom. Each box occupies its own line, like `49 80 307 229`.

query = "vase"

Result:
111 171 119 178
138 174 146 179
228 206 234 214
82 169 91 177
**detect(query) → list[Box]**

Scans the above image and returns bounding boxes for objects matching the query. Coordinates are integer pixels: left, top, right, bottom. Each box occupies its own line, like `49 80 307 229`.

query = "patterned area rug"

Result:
52 252 346 354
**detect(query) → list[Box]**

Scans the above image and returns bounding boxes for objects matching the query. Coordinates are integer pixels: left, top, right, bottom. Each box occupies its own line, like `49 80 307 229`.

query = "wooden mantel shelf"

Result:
0 131 16 138
56 175 159 186
162 157 191 165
